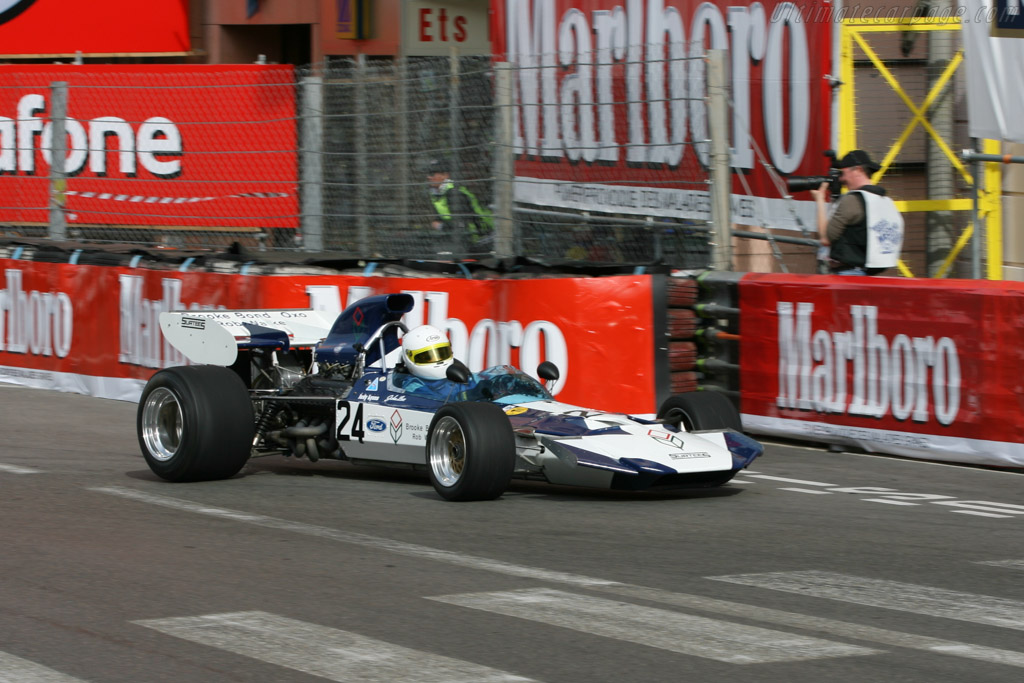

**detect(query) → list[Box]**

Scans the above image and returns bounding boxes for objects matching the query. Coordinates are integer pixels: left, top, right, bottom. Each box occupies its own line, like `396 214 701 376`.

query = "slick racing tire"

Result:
656 391 742 432
138 365 255 482
427 402 515 502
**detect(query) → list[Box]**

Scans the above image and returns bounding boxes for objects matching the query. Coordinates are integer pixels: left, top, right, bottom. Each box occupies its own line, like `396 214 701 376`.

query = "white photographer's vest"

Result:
852 190 904 269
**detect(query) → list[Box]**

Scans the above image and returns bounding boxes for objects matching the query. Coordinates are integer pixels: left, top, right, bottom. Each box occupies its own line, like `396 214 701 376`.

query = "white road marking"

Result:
0 463 42 474
135 611 533 682
729 479 755 484
953 511 1012 519
709 571 1024 631
429 588 878 664
977 560 1024 570
592 584 1024 669
0 651 85 682
94 487 1024 669
779 488 832 495
863 498 919 506
91 487 619 588
748 475 836 486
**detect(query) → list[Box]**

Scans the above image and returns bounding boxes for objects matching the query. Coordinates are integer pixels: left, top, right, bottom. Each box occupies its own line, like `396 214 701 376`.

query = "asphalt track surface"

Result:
2 383 1023 683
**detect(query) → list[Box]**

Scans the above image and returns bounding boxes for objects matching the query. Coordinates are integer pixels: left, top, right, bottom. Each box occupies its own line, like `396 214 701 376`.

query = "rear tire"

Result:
427 402 515 501
656 391 742 431
138 365 255 482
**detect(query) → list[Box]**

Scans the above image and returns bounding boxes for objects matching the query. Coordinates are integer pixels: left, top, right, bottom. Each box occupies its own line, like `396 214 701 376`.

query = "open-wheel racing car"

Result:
138 293 763 501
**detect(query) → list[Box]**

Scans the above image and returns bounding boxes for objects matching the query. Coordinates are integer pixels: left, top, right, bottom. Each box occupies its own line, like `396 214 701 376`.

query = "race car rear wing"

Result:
159 309 337 366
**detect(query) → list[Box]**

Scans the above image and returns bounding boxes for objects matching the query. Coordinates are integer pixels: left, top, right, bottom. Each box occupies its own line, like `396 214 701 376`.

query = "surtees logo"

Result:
390 410 403 443
668 451 711 460
777 302 961 426
366 418 386 432
872 220 902 255
0 0 35 25
648 430 684 450
180 317 206 330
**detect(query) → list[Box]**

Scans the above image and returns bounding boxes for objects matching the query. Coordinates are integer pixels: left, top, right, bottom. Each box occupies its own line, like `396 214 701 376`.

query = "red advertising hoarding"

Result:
739 273 1024 468
0 65 298 229
490 0 833 230
0 262 657 413
0 0 191 56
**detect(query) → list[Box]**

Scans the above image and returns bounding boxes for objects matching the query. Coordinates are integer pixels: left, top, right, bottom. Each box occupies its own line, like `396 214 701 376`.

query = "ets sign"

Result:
403 0 490 55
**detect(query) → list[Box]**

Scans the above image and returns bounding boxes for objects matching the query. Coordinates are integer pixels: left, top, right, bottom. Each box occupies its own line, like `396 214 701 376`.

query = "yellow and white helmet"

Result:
401 325 454 380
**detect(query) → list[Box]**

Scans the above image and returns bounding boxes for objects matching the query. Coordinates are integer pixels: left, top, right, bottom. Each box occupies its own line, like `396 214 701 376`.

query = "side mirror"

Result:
537 361 560 381
446 360 472 384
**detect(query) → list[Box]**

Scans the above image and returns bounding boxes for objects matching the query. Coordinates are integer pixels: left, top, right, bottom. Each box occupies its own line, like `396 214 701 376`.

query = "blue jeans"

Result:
835 266 867 276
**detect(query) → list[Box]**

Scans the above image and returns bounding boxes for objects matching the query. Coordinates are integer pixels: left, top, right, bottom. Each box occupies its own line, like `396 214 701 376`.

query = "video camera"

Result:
787 150 841 195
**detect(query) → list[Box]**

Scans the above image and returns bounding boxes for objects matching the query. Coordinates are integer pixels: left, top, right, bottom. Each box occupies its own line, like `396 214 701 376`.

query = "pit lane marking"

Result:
94 486 1024 669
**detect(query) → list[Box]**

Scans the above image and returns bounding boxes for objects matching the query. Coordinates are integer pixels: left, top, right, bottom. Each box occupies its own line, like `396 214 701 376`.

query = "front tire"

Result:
427 402 515 501
656 391 742 431
137 365 255 482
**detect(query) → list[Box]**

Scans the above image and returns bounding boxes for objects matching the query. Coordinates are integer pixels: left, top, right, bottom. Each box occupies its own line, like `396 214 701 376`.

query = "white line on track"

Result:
428 588 878 664
0 650 85 682
778 487 832 495
709 570 1024 631
135 611 534 682
747 474 836 486
93 486 1024 669
977 560 1024 570
863 498 918 506
0 463 42 474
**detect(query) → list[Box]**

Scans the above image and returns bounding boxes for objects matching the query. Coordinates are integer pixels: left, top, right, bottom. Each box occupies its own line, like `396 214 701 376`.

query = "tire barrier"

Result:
665 272 743 408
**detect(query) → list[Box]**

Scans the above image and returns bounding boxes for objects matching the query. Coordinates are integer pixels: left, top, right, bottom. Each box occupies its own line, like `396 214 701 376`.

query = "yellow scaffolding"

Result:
839 17 1003 279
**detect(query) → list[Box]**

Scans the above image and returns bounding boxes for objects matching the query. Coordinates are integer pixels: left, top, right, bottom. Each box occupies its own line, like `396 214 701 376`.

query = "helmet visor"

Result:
408 343 453 365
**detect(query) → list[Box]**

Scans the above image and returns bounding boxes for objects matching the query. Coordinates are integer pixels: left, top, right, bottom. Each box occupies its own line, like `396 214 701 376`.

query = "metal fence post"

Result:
48 81 68 241
355 55 370 257
493 62 515 262
707 50 732 270
300 75 324 252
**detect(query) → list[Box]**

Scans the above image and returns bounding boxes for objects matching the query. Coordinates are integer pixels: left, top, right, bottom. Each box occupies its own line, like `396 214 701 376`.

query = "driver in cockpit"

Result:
391 324 474 400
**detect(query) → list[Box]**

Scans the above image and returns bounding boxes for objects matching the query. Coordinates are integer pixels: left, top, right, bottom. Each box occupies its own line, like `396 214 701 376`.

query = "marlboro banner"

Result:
490 0 833 230
739 273 1024 468
0 261 656 413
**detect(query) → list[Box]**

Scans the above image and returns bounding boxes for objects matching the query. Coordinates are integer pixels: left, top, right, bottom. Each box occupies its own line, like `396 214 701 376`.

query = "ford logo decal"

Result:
367 418 386 432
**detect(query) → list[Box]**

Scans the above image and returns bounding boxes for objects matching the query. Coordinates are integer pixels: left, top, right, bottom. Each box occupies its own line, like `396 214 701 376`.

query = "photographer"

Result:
810 150 905 276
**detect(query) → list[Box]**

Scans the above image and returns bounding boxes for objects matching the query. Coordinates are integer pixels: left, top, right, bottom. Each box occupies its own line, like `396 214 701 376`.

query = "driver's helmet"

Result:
401 324 454 380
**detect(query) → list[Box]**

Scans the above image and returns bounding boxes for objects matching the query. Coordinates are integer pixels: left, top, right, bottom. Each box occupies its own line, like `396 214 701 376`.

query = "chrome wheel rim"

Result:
141 387 183 462
429 416 466 487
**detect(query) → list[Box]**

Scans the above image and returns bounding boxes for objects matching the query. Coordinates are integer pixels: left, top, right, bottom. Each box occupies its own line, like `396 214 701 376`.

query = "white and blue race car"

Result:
138 293 762 501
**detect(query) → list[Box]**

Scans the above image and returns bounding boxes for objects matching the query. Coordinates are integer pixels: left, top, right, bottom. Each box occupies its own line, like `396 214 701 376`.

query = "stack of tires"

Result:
665 271 743 408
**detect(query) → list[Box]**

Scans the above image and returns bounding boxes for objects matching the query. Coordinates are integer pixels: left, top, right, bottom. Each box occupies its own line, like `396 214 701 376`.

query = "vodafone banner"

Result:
739 274 1024 468
0 65 298 229
490 0 832 230
0 261 656 413
0 0 190 56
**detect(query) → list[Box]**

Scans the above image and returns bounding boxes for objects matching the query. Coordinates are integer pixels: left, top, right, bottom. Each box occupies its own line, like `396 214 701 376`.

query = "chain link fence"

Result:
1 54 721 269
